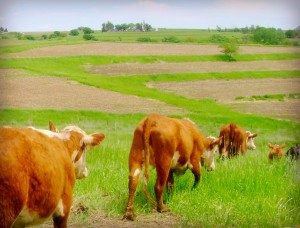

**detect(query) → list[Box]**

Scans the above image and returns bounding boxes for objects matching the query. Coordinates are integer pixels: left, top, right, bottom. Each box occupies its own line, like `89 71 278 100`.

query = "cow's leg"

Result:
189 153 201 189
155 159 172 213
166 171 174 193
123 163 142 221
53 188 72 228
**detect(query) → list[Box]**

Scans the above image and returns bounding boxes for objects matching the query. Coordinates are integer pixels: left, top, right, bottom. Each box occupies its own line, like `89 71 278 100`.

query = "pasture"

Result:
0 30 300 227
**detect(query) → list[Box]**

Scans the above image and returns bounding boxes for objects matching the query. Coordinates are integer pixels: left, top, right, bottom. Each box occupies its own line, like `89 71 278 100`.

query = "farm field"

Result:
0 31 300 227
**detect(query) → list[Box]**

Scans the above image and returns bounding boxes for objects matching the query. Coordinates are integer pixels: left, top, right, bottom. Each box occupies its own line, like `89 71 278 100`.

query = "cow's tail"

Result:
142 118 157 206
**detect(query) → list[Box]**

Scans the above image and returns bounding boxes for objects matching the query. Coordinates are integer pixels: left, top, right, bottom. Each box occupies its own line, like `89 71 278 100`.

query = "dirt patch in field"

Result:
87 59 300 76
0 76 187 115
0 69 33 77
40 211 180 228
148 78 300 122
71 211 180 228
2 43 300 58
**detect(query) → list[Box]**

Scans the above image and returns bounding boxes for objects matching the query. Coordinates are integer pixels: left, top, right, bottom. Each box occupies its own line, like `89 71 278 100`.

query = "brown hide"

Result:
124 114 220 221
0 124 104 228
268 143 286 160
219 123 257 158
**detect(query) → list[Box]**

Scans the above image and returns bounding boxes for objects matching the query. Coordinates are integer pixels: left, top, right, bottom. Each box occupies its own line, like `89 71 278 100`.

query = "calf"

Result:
0 122 105 228
123 114 221 221
219 123 257 158
268 143 286 160
285 144 300 160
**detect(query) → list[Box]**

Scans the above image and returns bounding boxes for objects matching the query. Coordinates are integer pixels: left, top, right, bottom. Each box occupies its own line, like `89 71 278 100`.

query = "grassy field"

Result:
0 29 300 227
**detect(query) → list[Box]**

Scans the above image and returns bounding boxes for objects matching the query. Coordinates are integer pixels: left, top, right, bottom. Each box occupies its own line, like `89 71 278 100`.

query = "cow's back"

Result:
0 127 74 226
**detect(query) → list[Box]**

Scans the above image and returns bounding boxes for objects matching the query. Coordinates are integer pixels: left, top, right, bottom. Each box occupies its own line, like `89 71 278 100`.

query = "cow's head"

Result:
245 131 257 150
202 136 221 171
268 143 285 160
49 121 105 179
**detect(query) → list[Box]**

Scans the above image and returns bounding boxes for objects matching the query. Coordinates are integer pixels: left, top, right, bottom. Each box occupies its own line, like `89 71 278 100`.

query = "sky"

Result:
0 0 299 32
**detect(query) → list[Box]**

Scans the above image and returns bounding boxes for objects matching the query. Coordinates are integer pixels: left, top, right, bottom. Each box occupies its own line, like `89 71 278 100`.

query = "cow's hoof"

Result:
157 206 171 213
123 212 136 221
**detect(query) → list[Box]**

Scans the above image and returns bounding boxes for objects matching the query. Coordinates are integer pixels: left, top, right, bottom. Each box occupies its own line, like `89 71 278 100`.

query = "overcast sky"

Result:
0 0 299 32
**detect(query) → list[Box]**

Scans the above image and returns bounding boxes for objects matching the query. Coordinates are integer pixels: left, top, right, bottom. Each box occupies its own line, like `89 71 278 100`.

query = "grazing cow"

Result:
0 122 105 228
123 114 221 221
285 144 300 160
219 123 257 158
268 143 286 160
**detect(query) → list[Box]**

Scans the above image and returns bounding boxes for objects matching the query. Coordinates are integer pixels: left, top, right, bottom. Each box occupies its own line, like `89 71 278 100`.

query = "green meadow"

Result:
0 29 300 227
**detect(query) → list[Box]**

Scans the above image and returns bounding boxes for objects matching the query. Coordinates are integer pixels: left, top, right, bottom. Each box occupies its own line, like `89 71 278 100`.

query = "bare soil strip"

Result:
87 59 300 76
2 43 300 58
0 76 187 115
148 78 300 122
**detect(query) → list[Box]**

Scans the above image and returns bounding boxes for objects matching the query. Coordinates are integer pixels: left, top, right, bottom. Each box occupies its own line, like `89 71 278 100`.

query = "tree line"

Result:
101 21 153 32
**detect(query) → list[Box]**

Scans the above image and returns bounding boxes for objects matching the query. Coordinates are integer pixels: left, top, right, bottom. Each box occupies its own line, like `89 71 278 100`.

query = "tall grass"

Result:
1 109 299 226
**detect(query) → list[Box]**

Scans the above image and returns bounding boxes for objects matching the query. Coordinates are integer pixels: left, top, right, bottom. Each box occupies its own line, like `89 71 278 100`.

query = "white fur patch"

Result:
29 127 70 140
171 151 180 169
133 168 141 177
171 151 189 175
53 199 65 218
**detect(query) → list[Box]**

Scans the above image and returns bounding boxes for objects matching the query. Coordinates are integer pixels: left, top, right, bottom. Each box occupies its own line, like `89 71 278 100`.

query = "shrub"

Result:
210 34 229 43
219 41 239 61
83 34 96 40
285 30 296 38
69 29 79 36
253 27 285 45
162 36 180 43
82 27 94 35
24 35 35 40
136 37 157 42
41 34 48 39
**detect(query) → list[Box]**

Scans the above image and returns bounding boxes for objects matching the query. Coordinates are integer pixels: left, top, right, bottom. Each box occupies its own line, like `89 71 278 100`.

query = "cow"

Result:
219 123 257 158
0 122 105 228
286 144 300 160
268 143 286 160
123 114 221 221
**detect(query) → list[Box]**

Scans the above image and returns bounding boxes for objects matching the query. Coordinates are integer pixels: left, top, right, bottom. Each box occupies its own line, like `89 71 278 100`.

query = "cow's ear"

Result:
49 121 59 132
268 143 274 149
83 133 105 148
211 137 221 147
91 133 105 146
250 133 257 138
280 144 286 149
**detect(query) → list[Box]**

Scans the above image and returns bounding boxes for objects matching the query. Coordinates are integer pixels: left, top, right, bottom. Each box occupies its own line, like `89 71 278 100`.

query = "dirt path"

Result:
2 43 300 58
87 59 300 76
0 76 187 115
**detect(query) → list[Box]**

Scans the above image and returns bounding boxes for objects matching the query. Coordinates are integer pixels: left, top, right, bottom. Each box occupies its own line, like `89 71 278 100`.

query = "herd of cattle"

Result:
0 114 299 227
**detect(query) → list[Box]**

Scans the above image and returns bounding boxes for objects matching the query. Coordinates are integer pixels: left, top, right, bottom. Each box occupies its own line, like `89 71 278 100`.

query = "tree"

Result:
102 21 114 32
253 27 285 45
69 29 79 36
219 40 239 61
144 23 152 32
285 29 296 38
82 27 94 34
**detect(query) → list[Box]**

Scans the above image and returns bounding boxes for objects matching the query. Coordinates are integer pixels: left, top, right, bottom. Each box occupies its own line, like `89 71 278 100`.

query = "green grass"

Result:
1 109 299 227
236 93 300 101
1 33 300 226
0 29 247 54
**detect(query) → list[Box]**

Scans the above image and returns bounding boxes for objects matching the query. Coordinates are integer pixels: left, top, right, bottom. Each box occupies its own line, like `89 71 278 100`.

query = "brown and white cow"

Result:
219 123 257 158
0 122 105 228
123 114 221 221
268 143 286 160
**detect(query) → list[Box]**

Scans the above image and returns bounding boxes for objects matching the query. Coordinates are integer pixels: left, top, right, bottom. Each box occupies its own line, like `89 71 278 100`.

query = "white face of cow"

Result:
202 136 220 171
49 122 105 180
246 131 257 150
